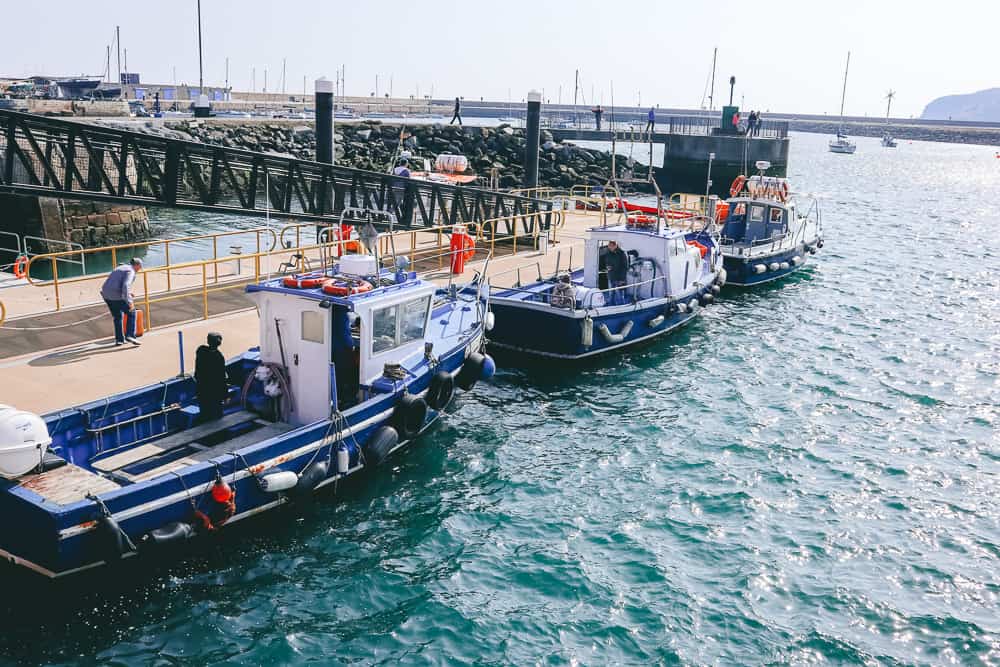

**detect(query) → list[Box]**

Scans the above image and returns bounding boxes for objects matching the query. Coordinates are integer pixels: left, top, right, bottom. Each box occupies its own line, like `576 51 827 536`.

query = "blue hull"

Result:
722 244 818 287
0 340 481 579
488 296 705 360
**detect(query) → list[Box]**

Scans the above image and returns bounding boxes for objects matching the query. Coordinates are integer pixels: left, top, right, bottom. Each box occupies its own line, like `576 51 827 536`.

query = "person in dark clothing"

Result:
645 107 655 133
450 97 462 125
604 240 629 305
194 332 229 422
593 105 603 130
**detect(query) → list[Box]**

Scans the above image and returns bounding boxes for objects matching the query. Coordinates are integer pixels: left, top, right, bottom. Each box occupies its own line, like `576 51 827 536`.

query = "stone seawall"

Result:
0 194 149 252
148 120 650 190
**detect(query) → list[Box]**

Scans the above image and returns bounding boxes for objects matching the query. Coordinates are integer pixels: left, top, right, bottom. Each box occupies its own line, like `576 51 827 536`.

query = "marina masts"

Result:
838 51 851 132
196 0 204 93
708 47 717 110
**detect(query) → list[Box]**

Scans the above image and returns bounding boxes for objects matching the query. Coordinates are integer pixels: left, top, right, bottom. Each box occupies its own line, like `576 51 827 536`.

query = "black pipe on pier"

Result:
315 77 334 164
523 90 541 189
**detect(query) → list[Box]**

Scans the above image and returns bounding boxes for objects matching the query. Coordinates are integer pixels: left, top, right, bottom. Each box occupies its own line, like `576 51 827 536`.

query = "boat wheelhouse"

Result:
0 230 495 579
485 216 723 360
718 164 823 286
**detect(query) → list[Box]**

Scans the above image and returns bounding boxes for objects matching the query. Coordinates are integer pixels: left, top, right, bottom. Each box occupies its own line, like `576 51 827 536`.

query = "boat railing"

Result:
490 270 684 311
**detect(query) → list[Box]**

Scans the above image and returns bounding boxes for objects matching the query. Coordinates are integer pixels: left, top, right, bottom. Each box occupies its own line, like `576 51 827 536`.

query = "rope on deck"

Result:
0 311 106 331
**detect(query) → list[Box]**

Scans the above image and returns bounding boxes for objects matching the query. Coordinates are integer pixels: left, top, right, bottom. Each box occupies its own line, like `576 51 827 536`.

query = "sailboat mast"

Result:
573 69 579 127
708 47 717 110
838 51 850 127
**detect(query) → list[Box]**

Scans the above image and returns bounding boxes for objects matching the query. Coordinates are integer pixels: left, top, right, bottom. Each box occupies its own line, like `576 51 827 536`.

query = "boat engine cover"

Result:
0 408 51 478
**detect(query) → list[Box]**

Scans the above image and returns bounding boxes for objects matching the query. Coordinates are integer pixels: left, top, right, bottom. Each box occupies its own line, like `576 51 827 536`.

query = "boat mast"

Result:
573 69 579 127
838 51 850 134
708 47 717 111
885 89 895 126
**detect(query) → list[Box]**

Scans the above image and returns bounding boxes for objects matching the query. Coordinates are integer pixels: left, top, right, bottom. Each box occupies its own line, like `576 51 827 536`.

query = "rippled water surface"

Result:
2 133 999 665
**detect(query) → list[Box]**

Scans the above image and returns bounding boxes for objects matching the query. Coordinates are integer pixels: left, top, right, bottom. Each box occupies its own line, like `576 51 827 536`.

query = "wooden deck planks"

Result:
20 464 120 505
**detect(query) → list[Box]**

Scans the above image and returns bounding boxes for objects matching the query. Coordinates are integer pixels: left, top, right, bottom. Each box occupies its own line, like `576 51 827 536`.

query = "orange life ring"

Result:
322 278 373 297
12 255 28 279
778 181 790 202
686 240 708 258
460 234 475 261
282 274 330 289
627 214 657 226
730 175 747 198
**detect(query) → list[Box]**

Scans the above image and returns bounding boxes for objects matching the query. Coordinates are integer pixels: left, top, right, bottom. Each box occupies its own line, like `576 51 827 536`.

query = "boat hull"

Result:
0 334 484 580
488 296 705 360
722 243 819 286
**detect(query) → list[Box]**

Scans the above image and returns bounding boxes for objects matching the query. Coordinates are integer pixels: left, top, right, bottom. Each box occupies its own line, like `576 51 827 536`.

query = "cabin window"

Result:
769 208 784 224
301 310 324 343
400 295 431 345
370 295 432 354
750 205 765 222
372 305 398 353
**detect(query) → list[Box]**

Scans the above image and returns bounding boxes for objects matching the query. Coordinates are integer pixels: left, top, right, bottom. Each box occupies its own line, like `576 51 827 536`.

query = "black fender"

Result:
456 352 486 391
425 370 455 410
95 514 130 562
141 521 196 551
290 459 329 499
393 394 428 440
364 425 400 467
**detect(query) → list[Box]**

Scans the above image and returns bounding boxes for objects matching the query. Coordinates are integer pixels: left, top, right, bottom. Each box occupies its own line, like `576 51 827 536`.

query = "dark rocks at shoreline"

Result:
162 120 651 189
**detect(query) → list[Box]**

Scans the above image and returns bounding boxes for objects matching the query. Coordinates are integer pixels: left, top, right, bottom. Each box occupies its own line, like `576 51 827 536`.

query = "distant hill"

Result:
921 88 1000 122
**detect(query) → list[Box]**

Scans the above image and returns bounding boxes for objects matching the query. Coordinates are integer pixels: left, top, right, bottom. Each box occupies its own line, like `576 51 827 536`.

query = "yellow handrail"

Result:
0 299 6 327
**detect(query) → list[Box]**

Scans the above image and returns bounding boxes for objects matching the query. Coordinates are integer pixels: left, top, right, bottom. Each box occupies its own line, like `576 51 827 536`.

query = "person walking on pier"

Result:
194 332 229 422
450 97 462 125
645 107 655 134
593 105 604 131
753 110 763 136
100 258 142 346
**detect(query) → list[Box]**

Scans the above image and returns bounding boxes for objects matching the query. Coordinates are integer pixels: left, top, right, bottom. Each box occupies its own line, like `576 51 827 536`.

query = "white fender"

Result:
717 268 727 286
688 299 699 313
484 311 496 331
598 320 634 343
753 264 766 274
259 470 298 493
779 262 790 270
791 256 803 266
581 315 594 347
768 262 780 272
711 285 721 295
676 302 687 314
648 314 665 328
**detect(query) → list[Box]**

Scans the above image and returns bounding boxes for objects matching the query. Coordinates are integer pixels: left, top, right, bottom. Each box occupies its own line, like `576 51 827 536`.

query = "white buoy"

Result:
717 268 728 285
688 299 699 313
259 470 298 493
768 262 780 272
779 262 790 270
754 264 766 274
484 311 496 331
581 316 594 347
677 302 687 314
336 444 350 474
791 256 802 266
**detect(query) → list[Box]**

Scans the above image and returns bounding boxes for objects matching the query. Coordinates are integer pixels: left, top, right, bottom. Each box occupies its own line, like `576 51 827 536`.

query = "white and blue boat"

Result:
719 162 824 287
0 237 494 579
485 218 724 360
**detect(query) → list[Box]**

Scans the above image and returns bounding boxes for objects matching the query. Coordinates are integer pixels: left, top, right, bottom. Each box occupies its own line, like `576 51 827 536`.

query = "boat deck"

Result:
19 463 120 506
92 410 296 483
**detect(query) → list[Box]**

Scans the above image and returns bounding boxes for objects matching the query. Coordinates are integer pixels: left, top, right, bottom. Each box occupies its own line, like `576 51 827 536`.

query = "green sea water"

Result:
1 132 998 665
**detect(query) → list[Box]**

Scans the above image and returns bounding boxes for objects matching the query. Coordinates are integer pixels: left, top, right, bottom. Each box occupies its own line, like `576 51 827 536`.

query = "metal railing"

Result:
22 226 279 309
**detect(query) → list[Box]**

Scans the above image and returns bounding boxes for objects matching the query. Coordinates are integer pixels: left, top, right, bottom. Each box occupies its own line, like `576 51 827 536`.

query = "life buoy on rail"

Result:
322 278 374 297
12 255 28 279
778 181 790 203
686 240 708 258
730 175 747 198
282 274 330 289
627 214 657 227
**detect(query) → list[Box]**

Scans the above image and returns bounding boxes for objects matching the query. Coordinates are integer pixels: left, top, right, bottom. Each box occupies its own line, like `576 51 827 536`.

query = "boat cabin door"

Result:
284 305 331 425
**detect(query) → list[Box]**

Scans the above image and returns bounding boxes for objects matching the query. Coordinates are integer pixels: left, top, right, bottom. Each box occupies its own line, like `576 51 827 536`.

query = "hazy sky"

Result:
3 1 996 117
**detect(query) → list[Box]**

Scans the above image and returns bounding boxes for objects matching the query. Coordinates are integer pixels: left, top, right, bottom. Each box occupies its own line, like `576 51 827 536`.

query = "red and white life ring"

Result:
12 255 28 279
627 214 657 226
322 278 373 297
730 175 747 198
282 274 330 289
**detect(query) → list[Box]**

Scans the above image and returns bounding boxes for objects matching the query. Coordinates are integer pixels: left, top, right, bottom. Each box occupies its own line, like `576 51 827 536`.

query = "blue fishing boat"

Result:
719 161 824 287
485 217 723 360
0 237 494 579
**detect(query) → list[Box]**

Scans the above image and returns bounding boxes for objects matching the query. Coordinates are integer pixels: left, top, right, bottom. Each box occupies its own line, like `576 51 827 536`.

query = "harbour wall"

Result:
0 194 149 252
658 133 790 196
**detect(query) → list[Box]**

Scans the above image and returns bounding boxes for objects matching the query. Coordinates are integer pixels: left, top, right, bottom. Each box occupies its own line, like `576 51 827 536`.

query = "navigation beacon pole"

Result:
315 77 335 220
523 90 542 191
193 0 210 118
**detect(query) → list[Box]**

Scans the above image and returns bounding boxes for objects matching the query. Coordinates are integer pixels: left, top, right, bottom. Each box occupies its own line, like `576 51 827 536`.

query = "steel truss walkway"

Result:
0 110 551 232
